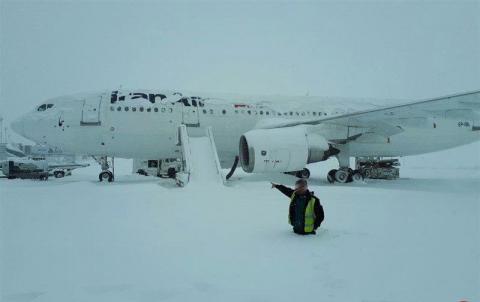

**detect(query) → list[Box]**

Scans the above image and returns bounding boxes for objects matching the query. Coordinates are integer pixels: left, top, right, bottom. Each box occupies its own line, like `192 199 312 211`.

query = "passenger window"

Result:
169 108 173 113
247 110 251 115
209 109 214 114
313 112 316 116
117 106 121 111
47 104 54 109
260 111 263 115
132 107 137 112
110 106 114 111
125 107 129 111
147 108 151 112
266 111 269 115
37 104 47 111
222 109 226 115
203 109 207 114
139 107 144 112
161 108 166 113
192 99 197 107
154 108 158 112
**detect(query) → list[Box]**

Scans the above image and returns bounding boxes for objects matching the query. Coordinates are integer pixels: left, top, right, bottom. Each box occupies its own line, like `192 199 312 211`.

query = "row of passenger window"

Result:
201 109 328 117
110 106 173 113
110 105 328 117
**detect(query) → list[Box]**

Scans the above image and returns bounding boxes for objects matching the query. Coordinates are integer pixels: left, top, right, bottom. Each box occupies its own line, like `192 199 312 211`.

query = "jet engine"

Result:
239 126 338 173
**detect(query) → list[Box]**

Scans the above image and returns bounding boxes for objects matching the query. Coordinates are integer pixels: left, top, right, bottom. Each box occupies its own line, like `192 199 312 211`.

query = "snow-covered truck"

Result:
1 159 89 180
133 158 182 178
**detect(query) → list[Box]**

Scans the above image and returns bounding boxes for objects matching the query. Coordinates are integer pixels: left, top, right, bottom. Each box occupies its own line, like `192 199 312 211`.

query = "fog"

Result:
1 0 479 123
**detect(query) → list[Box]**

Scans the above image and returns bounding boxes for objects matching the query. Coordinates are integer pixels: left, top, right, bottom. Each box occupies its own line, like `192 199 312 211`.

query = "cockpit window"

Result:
37 104 53 111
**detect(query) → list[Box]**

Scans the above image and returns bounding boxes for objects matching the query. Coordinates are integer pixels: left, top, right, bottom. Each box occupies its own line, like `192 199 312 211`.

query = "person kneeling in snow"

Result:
271 179 324 235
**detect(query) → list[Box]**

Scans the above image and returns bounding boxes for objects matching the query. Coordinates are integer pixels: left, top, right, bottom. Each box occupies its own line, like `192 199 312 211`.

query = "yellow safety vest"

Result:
289 192 316 233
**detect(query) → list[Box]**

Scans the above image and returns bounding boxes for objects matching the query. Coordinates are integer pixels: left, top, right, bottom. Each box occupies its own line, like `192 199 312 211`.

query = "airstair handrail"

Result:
178 124 192 177
206 126 225 184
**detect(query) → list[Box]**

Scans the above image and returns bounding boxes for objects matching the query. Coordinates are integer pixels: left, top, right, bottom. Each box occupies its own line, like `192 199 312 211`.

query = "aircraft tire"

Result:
335 169 349 183
352 170 364 182
54 171 65 178
296 168 310 179
99 171 113 182
327 169 337 183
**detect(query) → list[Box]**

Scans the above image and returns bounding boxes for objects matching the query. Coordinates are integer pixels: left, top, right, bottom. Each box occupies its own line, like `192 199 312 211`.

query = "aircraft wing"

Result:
257 90 480 134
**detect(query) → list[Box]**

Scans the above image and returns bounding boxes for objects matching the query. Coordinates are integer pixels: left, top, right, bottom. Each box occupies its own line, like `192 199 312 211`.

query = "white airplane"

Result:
10 89 480 183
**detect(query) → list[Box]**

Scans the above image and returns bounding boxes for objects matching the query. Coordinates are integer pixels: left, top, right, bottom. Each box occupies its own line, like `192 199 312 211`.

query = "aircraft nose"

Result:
11 116 25 136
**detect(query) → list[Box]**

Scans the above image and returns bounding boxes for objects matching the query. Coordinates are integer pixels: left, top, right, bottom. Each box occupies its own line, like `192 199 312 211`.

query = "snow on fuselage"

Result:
10 90 480 167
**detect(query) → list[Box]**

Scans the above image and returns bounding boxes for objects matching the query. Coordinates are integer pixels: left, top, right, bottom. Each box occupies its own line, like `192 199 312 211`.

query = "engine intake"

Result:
239 126 338 173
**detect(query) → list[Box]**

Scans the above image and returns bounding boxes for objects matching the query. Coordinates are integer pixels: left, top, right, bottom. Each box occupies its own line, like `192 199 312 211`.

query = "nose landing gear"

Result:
284 168 311 179
296 168 311 179
99 170 114 182
94 156 115 182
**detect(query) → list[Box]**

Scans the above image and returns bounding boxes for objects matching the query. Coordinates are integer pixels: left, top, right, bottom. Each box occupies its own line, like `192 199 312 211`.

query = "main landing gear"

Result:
327 157 400 183
327 168 363 184
94 156 115 182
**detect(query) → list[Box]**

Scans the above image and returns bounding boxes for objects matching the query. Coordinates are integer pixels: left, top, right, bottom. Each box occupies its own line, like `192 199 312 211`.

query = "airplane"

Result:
10 89 480 183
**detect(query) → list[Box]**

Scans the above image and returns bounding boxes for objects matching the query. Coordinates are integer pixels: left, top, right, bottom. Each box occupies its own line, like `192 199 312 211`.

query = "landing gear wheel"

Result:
352 170 364 182
296 168 310 179
54 171 65 178
335 169 349 183
99 171 114 182
327 169 337 183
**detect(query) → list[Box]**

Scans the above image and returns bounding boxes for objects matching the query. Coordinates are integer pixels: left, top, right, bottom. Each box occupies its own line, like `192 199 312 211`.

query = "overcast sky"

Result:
1 0 479 122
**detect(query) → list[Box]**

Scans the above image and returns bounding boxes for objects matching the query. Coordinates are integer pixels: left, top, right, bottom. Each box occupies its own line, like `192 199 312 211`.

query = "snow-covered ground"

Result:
1 143 479 302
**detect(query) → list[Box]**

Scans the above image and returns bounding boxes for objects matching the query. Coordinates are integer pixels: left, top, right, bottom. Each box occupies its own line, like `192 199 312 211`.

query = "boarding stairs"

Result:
176 125 224 186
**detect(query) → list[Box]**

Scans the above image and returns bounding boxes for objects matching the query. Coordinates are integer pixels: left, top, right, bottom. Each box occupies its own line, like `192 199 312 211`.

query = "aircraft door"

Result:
81 95 102 125
182 106 200 127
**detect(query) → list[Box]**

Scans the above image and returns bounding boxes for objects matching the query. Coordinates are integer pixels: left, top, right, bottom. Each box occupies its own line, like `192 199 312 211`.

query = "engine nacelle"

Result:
239 126 337 173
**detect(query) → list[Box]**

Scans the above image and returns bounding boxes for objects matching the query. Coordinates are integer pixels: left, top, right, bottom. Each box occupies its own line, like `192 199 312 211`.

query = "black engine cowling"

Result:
239 126 338 173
